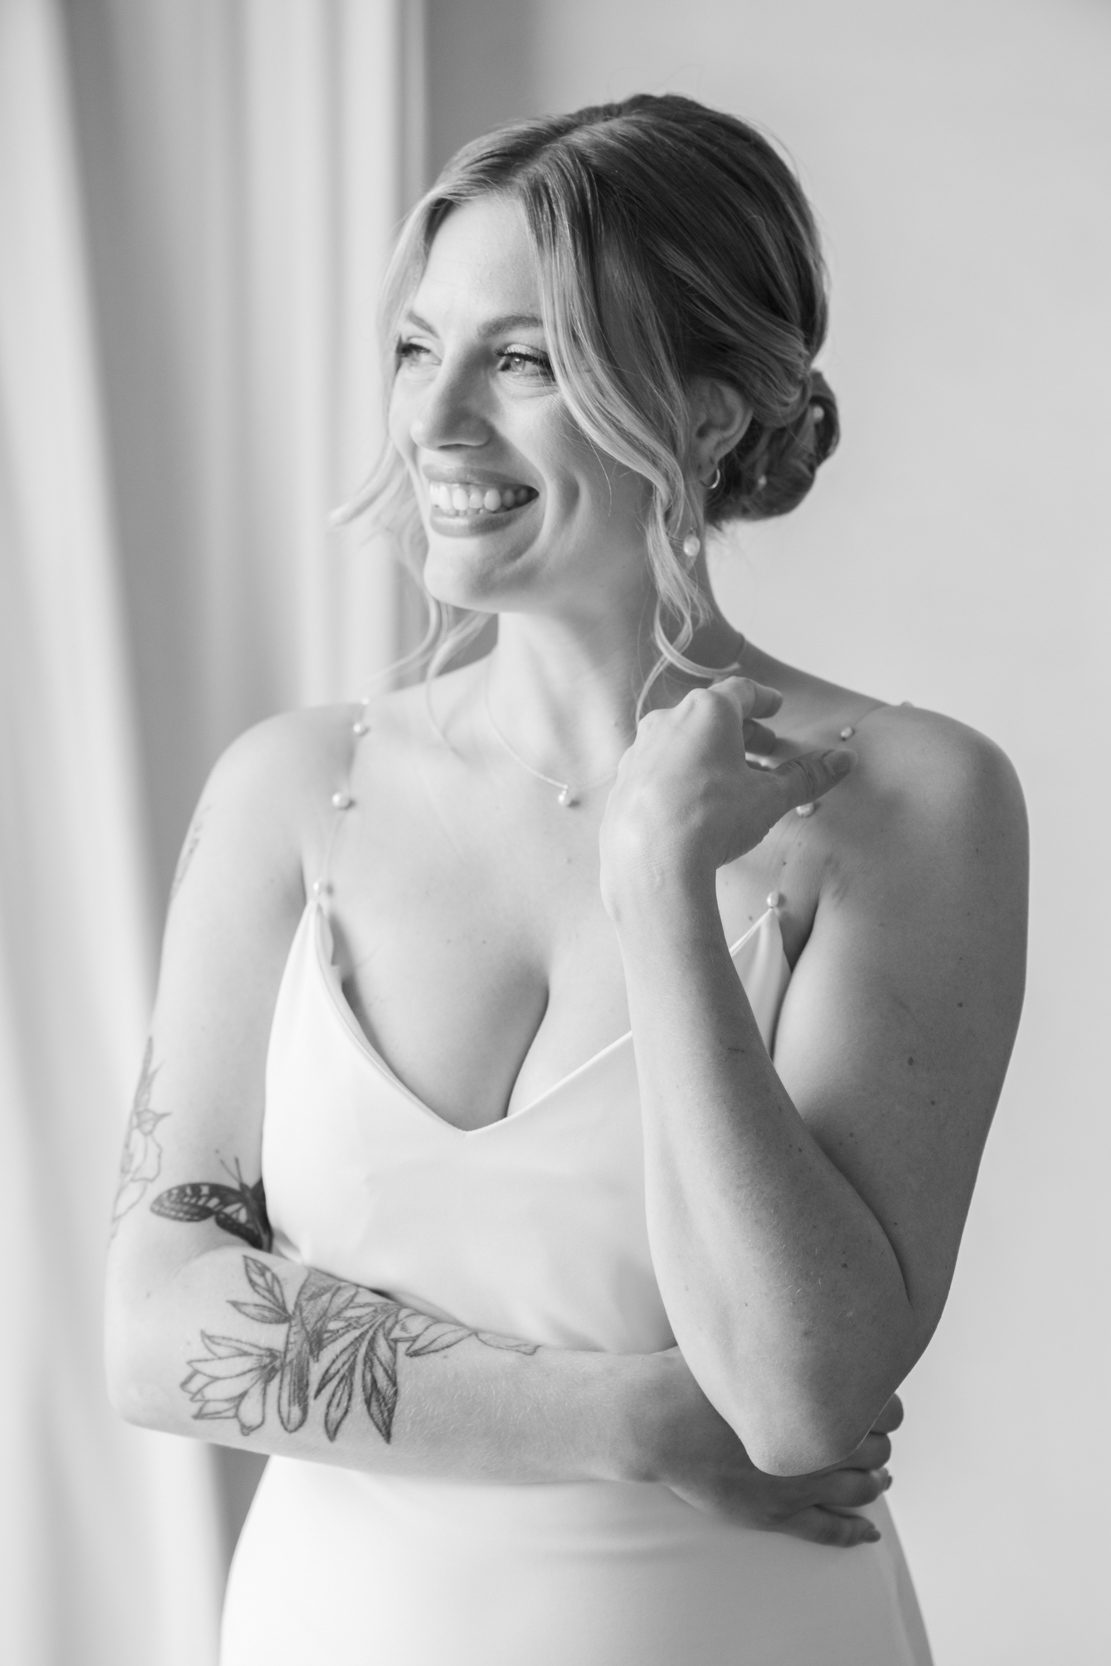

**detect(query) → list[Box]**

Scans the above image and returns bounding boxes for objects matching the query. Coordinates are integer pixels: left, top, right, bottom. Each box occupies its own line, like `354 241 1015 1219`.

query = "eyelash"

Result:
394 340 552 377
499 348 552 375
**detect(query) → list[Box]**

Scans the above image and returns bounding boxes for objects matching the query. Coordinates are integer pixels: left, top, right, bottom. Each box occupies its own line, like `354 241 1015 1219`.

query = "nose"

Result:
410 359 493 451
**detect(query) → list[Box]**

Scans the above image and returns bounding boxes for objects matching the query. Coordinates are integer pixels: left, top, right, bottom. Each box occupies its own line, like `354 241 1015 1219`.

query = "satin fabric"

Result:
221 900 931 1665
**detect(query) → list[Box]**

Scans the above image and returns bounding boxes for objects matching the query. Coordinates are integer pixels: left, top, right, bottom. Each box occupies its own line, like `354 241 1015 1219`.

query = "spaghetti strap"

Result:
309 696 372 906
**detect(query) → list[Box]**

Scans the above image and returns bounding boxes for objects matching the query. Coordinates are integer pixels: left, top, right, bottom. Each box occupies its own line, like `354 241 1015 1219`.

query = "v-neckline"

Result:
308 899 784 1138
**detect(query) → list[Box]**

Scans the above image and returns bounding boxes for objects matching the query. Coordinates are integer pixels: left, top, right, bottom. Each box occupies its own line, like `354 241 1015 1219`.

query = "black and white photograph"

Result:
1 3 1107 1663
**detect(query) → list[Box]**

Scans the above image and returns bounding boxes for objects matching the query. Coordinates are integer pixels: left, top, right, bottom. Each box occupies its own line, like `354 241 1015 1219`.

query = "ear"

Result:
688 378 751 479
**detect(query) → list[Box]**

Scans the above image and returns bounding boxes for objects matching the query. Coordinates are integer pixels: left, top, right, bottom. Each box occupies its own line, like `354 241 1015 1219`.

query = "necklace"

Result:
482 670 619 807
426 644 748 809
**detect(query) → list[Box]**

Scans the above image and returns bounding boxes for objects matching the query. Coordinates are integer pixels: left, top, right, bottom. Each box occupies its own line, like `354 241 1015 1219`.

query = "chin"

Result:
421 537 531 614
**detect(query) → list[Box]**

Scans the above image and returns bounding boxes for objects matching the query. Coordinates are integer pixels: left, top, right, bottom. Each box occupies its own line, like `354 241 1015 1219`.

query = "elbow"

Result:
106 1367 165 1432
693 1353 898 1478
104 1320 154 1429
103 1290 175 1434
740 1408 879 1478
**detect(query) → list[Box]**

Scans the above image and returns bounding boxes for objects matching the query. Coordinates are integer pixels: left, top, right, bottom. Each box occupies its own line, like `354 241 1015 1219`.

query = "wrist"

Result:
599 833 716 934
608 1350 692 1485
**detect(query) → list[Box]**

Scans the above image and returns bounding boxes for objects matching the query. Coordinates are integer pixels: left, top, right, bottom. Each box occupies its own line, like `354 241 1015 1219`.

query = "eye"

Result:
395 338 435 366
499 345 553 379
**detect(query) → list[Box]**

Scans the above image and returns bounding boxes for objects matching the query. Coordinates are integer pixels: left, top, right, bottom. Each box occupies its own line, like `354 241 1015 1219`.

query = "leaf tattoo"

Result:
151 1163 272 1251
182 1256 538 1442
111 1040 169 1234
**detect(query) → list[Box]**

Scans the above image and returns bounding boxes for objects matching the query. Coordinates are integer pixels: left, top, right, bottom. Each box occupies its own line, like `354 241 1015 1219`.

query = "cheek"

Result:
386 386 414 458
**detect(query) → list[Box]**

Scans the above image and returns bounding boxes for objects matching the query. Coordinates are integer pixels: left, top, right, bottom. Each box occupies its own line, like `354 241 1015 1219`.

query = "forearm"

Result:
107 1242 650 1485
613 874 912 1473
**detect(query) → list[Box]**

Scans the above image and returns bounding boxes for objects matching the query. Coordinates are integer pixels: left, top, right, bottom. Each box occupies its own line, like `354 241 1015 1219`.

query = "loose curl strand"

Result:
335 93 840 707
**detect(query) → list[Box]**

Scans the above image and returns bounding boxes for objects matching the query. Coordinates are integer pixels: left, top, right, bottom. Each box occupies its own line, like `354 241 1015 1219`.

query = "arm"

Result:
110 1234 646 1483
600 683 1027 1475
105 711 642 1484
106 706 898 1536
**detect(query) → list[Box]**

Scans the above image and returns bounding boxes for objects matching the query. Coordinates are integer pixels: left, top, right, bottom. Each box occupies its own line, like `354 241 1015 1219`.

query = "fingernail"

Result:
883 1474 893 1491
825 748 856 777
864 1528 881 1543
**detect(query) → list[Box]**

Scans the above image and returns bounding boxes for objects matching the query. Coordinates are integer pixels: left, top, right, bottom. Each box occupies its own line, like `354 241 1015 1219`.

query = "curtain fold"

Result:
0 0 224 1661
2 0 421 1659
64 0 420 902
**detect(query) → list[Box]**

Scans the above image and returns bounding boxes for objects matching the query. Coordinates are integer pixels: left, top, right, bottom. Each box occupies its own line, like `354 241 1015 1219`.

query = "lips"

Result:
427 480 537 518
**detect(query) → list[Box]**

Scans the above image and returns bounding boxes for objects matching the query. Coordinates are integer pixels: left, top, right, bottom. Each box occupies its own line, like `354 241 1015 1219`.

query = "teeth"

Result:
428 481 533 517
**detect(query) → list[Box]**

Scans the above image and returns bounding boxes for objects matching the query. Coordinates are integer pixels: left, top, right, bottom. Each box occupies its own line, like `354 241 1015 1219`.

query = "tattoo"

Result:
111 1040 168 1233
151 1162 272 1251
170 806 207 903
181 1256 538 1442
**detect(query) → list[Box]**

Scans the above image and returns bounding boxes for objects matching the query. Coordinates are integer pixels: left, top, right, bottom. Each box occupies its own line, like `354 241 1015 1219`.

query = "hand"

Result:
600 678 855 902
647 1349 899 1549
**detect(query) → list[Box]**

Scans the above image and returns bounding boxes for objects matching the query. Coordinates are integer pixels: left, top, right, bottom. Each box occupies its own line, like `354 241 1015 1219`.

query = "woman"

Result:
106 95 1027 1665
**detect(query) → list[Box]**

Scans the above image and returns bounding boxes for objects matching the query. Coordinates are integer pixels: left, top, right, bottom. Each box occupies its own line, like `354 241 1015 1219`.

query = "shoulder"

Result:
170 704 364 916
751 638 1028 906
837 703 1026 857
198 702 369 840
811 703 1028 945
203 703 359 811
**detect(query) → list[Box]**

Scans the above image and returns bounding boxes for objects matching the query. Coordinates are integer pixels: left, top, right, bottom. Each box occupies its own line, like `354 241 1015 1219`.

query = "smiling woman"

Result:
105 94 1026 1666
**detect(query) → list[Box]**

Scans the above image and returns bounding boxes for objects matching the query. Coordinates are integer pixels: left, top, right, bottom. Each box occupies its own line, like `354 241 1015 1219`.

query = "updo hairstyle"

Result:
345 93 839 696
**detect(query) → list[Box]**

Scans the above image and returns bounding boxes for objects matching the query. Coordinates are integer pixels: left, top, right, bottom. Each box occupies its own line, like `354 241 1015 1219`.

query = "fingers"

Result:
708 676 783 723
770 746 855 812
817 1467 892 1510
871 1393 904 1435
779 1506 881 1550
843 1431 892 1472
742 719 778 757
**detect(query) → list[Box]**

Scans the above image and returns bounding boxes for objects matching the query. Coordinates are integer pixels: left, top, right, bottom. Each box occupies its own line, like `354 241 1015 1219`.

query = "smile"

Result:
427 481 537 518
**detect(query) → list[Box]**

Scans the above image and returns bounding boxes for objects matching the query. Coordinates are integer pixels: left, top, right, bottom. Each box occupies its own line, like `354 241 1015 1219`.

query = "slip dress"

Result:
220 705 933 1666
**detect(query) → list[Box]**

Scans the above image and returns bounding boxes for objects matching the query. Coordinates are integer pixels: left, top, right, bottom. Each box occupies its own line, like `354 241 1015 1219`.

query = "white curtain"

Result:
0 1 419 1660
64 0 424 879
0 0 223 1660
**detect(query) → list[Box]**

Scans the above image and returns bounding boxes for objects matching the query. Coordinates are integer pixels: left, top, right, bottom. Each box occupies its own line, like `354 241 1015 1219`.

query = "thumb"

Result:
771 748 856 813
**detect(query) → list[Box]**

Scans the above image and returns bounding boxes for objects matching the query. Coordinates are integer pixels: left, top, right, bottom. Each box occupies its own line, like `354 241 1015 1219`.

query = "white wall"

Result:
426 3 1111 1662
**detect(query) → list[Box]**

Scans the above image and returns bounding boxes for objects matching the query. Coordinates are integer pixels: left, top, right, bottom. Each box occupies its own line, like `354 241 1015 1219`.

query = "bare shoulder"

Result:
827 702 1028 890
174 704 363 906
199 703 358 824
789 699 1030 1058
749 640 1028 944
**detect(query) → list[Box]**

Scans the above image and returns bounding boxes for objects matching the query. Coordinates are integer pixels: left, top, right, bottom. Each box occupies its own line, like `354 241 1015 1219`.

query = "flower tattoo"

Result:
111 1040 169 1234
182 1256 537 1442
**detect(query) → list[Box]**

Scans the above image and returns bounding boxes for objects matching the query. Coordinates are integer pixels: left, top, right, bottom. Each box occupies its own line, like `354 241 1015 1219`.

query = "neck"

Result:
480 601 746 784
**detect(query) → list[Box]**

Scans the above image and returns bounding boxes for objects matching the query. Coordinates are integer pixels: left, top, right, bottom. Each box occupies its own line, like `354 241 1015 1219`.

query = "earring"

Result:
706 465 722 491
682 531 701 561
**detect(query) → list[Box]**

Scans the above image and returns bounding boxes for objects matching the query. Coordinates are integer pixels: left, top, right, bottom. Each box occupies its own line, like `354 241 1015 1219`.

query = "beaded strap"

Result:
309 695 372 905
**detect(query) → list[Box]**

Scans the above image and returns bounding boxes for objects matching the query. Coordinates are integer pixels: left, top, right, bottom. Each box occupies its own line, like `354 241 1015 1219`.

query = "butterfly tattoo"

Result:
151 1162 272 1252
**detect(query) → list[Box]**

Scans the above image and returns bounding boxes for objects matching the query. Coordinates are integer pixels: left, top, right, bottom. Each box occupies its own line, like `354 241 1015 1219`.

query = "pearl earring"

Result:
682 531 701 561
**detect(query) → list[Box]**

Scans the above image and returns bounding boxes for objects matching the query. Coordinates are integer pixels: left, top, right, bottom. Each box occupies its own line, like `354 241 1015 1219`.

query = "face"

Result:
388 195 654 622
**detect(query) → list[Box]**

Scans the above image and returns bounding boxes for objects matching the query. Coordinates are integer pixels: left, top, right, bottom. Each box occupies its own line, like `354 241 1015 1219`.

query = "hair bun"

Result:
710 368 840 523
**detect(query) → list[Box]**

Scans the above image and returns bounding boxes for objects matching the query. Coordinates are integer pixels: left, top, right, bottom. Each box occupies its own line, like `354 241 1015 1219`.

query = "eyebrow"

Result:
403 309 546 338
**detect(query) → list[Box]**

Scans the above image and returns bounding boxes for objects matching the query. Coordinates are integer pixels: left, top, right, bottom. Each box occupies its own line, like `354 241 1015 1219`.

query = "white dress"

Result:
221 898 932 1665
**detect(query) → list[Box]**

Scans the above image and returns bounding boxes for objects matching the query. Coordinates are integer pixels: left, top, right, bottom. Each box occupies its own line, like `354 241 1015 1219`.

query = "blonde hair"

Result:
339 93 839 708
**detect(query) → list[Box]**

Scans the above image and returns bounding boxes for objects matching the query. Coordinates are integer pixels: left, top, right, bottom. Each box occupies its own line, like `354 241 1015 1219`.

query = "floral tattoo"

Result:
111 1040 168 1233
183 1256 537 1443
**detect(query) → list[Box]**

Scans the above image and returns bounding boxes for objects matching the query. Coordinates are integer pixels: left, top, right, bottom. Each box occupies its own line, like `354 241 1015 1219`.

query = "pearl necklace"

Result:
482 669 619 807
427 646 749 809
